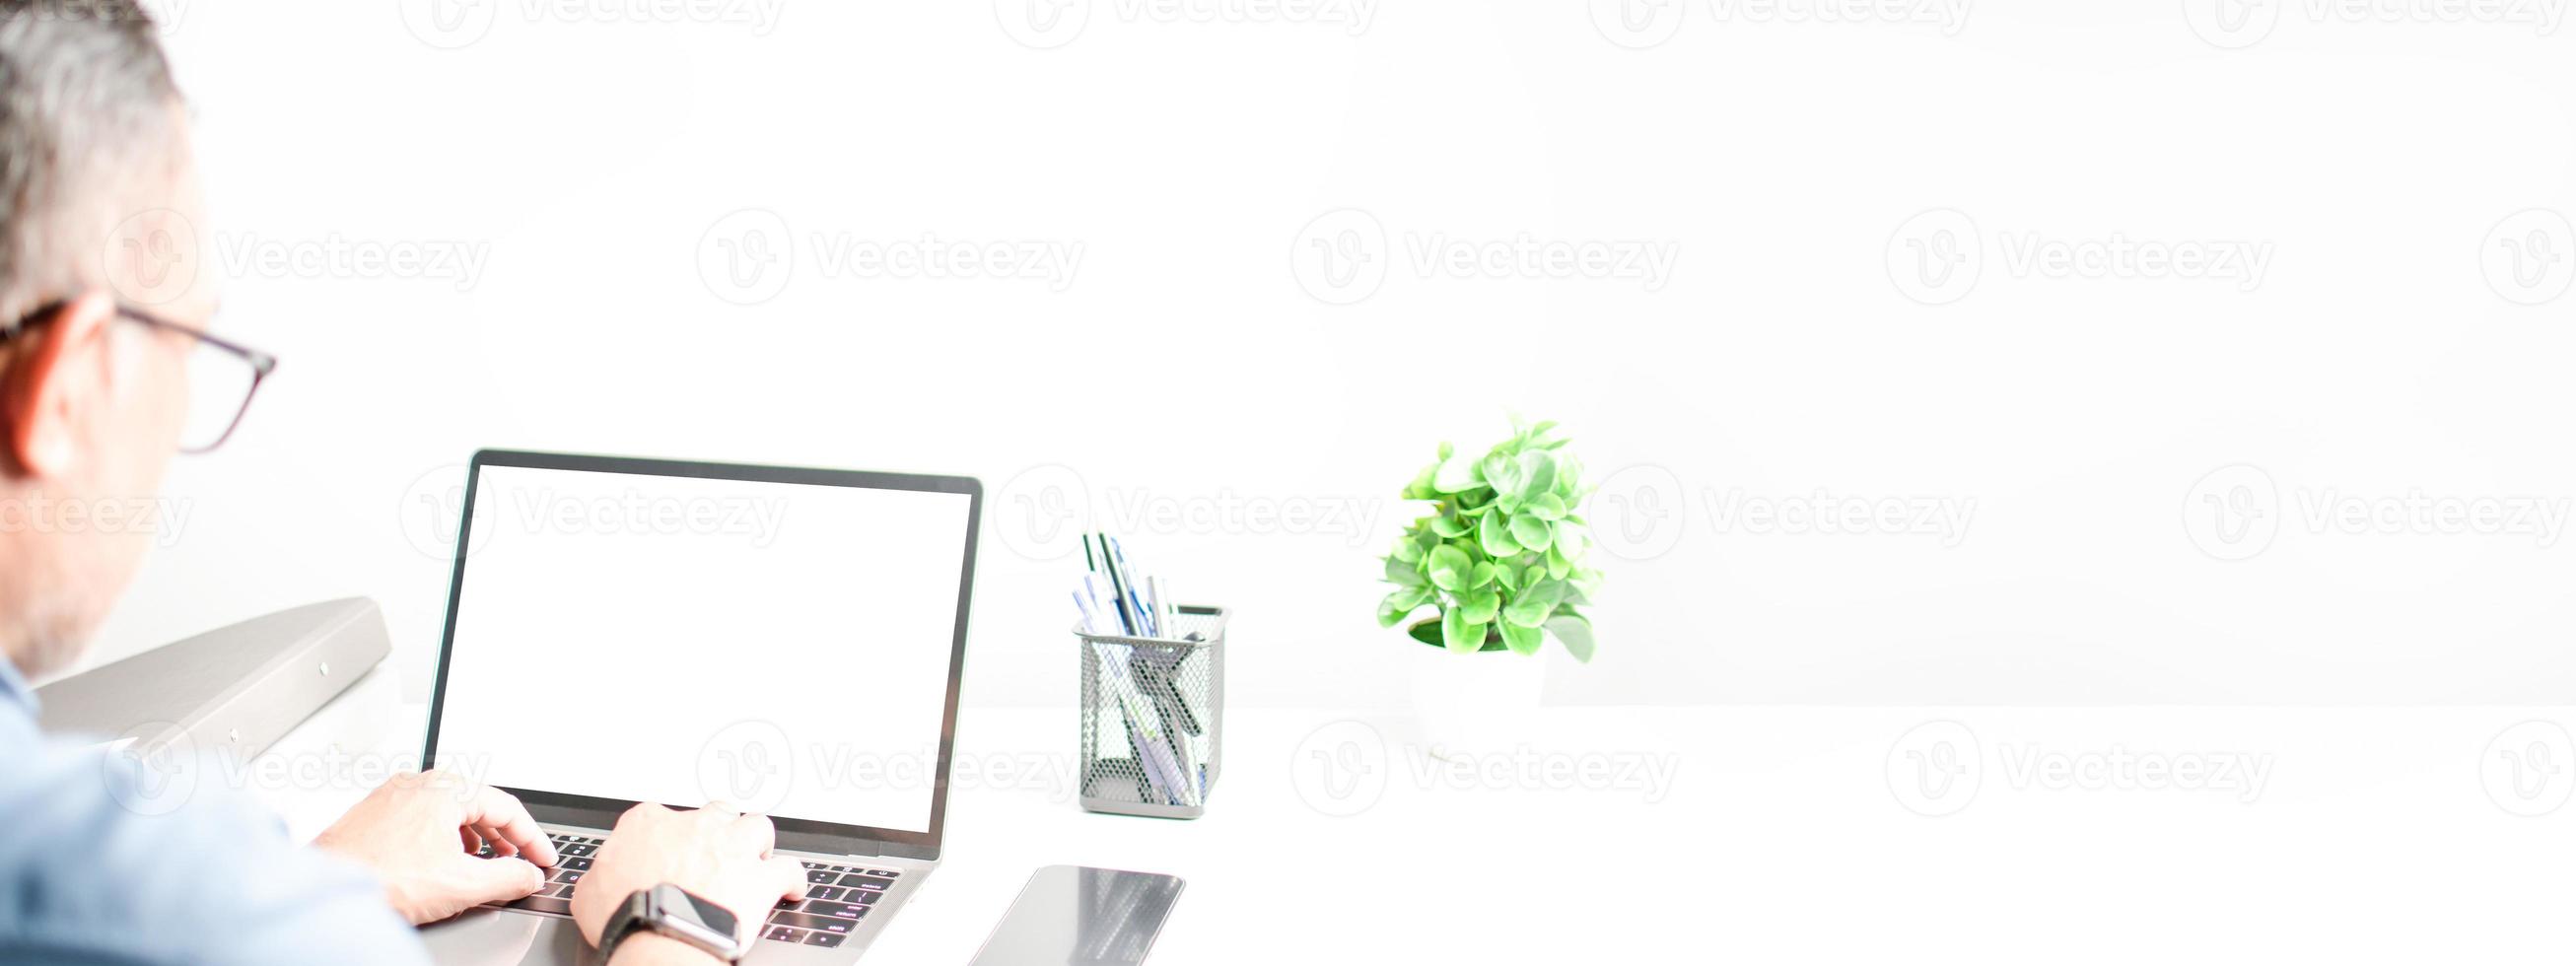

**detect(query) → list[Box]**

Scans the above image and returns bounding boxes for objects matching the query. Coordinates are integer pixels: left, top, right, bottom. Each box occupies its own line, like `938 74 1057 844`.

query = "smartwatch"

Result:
598 884 749 963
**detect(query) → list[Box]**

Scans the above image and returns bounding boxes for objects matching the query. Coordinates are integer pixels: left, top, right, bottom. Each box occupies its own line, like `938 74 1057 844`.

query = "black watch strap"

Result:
597 884 744 963
596 887 660 962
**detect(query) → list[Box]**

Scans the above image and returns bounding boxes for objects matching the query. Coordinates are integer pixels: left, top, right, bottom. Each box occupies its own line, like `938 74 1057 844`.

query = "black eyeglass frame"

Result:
2 301 278 454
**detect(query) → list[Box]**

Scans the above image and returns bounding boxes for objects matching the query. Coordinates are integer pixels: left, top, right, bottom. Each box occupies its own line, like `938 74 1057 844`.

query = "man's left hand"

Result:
314 770 560 925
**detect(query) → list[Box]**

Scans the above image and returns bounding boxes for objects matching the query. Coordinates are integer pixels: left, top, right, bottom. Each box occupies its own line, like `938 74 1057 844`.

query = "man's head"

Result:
0 0 205 679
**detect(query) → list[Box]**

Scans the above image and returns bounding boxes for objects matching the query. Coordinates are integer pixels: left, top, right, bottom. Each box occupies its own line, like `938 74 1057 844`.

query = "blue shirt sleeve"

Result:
0 714 431 966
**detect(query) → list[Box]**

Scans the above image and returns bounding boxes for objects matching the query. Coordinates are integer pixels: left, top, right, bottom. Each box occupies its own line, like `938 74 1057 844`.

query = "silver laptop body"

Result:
414 450 983 965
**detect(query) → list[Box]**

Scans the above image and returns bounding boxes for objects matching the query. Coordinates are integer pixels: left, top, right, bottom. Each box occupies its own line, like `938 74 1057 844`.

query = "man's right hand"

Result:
313 770 558 926
569 801 808 963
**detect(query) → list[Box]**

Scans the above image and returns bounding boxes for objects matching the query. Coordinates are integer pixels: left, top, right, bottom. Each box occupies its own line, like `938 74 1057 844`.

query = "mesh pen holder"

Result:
1078 605 1225 819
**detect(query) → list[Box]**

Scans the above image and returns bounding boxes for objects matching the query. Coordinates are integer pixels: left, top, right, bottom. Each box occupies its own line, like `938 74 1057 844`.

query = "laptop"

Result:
416 449 981 964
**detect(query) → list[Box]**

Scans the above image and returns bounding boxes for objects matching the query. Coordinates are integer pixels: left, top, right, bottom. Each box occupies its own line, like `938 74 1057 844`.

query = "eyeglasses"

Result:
1 302 277 454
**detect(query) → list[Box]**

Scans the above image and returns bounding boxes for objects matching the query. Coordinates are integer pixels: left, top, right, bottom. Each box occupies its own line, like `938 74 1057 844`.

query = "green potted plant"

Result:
1378 419 1603 753
1379 418 1603 660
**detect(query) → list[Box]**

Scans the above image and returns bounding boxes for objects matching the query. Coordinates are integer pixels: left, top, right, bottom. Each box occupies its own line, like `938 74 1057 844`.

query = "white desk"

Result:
251 671 2576 963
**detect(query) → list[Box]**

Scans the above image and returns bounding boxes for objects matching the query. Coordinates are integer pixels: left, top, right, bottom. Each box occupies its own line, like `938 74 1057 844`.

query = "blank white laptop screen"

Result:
433 463 972 835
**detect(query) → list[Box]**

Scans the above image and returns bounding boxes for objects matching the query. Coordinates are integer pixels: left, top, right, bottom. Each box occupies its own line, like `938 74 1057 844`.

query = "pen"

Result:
1098 533 1137 635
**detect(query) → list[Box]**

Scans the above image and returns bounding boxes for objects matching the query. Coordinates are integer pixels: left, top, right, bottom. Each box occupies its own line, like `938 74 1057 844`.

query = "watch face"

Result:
646 883 747 959
676 888 740 939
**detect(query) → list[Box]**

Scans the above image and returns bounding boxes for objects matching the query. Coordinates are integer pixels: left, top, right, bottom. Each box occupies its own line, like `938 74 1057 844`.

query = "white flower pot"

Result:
1405 636 1546 760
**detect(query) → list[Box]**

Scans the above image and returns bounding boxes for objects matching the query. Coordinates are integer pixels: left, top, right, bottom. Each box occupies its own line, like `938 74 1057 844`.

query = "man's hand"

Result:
313 770 559 925
570 801 807 958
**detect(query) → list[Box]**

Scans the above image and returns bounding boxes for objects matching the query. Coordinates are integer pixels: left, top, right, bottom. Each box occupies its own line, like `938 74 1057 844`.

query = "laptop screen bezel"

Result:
418 448 982 862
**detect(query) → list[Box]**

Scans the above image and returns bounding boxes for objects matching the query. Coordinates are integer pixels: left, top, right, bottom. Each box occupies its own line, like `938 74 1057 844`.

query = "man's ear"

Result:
1 292 119 479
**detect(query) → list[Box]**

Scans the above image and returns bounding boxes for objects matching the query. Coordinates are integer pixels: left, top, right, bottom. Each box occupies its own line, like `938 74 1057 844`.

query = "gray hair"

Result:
0 0 184 328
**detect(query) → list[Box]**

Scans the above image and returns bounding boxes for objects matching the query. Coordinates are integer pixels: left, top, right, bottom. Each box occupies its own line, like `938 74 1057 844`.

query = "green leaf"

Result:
1378 587 1434 627
1458 586 1499 624
1546 543 1572 580
1408 618 1444 649
1437 441 1454 461
1495 562 1523 591
1498 621 1543 656
1563 568 1599 605
1427 545 1473 591
1543 613 1596 662
1517 450 1557 501
1467 561 1497 589
1483 453 1520 497
1440 608 1488 655
1401 464 1436 500
1552 455 1582 496
1432 453 1486 493
1477 512 1522 557
1502 581 1564 628
1392 535 1426 563
1524 492 1567 520
1383 556 1426 586
1552 519 1583 560
1509 514 1554 554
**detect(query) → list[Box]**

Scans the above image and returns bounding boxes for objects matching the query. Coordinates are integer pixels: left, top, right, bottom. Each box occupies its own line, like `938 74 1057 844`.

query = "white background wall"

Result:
74 0 2576 711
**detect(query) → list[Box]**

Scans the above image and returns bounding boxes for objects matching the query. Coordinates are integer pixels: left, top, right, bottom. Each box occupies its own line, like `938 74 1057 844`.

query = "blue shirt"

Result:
0 657 430 965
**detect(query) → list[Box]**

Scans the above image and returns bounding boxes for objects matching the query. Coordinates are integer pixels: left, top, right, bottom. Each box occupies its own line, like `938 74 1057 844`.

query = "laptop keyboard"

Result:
484 831 901 948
